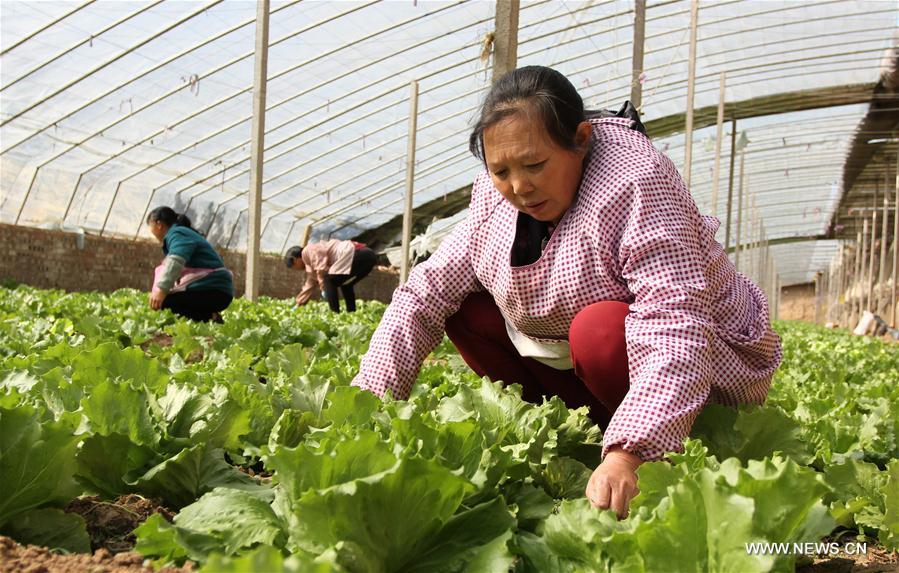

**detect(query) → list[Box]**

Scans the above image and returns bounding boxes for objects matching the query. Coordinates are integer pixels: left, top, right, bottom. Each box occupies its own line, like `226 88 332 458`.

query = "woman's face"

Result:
148 219 168 243
483 112 590 226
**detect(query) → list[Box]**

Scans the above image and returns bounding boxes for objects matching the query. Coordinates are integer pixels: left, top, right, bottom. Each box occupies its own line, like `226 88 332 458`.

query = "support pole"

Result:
774 275 780 321
893 149 899 327
814 274 821 325
754 217 763 284
245 0 269 302
844 245 850 327
492 0 520 81
827 254 834 324
838 245 845 326
400 80 419 285
768 255 776 315
853 231 863 326
630 0 646 111
724 120 737 253
878 181 889 315
759 229 767 298
734 150 745 271
867 198 878 312
860 219 869 315
710 72 725 218
749 197 757 282
837 245 846 327
682 0 699 188
836 253 842 323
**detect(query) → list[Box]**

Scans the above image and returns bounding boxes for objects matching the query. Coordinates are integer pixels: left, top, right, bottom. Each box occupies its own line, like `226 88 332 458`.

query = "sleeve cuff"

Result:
601 430 685 462
155 255 186 292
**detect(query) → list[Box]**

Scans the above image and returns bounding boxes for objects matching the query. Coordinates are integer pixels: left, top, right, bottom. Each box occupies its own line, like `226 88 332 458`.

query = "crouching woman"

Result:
146 206 234 322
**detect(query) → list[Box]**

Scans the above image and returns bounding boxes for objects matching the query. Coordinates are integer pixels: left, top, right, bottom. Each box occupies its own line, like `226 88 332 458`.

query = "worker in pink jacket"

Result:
285 240 376 313
352 66 782 519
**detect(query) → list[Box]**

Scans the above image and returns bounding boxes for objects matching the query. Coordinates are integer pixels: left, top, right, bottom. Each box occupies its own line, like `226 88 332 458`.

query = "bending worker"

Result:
147 206 234 322
351 66 782 519
284 239 377 313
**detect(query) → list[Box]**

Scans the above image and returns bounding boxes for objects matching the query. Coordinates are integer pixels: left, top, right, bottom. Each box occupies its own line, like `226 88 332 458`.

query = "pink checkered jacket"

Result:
352 116 782 461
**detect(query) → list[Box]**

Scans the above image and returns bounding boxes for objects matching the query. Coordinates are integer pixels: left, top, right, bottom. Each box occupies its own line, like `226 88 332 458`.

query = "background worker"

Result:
284 239 377 313
147 206 234 322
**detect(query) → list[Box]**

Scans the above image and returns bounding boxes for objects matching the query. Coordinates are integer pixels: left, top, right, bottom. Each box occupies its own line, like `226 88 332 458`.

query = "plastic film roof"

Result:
1 0 897 286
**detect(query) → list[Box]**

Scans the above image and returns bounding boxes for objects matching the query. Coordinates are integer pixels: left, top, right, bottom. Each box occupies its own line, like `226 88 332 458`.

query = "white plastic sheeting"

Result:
1 0 896 286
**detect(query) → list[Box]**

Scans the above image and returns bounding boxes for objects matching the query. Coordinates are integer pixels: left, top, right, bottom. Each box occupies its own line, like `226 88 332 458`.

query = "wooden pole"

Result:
757 214 763 286
630 0 646 111
853 231 863 326
764 233 770 296
400 80 419 285
893 148 899 327
814 274 821 325
724 120 737 254
836 253 843 323
771 257 777 315
758 219 764 285
838 246 845 326
300 224 312 248
860 218 869 314
747 199 754 281
748 197 756 281
752 200 759 283
710 72 726 218
245 0 269 302
735 150 745 271
878 181 889 315
845 245 853 327
867 199 878 311
683 0 699 188
893 171 898 327
848 244 856 327
492 0 520 81
827 258 835 323
774 275 780 321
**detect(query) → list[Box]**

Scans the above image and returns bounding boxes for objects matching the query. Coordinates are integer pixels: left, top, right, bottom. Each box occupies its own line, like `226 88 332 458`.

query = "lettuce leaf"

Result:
0 406 82 527
0 507 90 553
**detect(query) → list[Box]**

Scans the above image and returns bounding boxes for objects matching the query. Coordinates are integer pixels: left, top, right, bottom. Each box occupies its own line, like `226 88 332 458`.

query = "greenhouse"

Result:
0 1 897 571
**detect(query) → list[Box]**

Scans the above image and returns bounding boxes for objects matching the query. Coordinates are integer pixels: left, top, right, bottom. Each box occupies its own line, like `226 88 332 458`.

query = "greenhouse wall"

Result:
0 224 398 303
779 283 816 323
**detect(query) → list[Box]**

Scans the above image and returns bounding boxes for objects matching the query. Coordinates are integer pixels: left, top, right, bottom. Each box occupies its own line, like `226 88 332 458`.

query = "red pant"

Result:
445 291 630 428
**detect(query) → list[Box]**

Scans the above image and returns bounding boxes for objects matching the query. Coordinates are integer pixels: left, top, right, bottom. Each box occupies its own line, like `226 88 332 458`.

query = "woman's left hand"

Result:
149 287 166 310
585 446 642 519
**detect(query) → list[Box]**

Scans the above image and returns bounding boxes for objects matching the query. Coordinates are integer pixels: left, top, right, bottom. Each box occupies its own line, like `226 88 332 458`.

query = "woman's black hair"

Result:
284 245 303 268
147 206 193 230
469 65 587 162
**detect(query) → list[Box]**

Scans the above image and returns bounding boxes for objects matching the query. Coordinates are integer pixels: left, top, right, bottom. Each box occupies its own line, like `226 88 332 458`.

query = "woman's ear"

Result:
575 121 592 154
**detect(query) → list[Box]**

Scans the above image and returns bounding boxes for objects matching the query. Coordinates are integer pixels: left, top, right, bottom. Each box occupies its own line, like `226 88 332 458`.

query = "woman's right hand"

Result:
585 446 642 519
149 287 166 310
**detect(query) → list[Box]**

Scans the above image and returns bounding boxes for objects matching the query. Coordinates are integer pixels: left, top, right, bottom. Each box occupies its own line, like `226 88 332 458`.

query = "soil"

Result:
234 464 273 480
138 332 211 363
0 495 190 573
797 540 899 573
0 537 194 573
138 332 173 351
65 495 174 554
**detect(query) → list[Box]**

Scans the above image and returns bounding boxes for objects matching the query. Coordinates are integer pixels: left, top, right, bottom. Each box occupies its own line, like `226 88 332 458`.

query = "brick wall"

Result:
0 224 398 303
778 282 815 322
1 223 830 326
